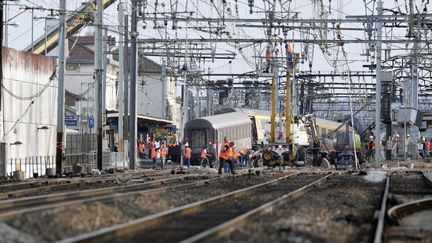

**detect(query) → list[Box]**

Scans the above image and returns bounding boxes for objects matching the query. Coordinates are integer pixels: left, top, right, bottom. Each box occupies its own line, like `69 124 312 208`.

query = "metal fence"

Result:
66 134 96 154
65 152 97 170
66 151 128 171
8 156 55 179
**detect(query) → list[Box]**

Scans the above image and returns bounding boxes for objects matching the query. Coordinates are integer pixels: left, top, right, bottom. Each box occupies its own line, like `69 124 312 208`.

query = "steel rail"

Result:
181 172 334 243
57 172 331 243
0 174 191 214
0 170 166 193
0 176 115 192
387 197 432 223
423 172 432 187
0 171 176 200
373 173 390 243
0 173 244 221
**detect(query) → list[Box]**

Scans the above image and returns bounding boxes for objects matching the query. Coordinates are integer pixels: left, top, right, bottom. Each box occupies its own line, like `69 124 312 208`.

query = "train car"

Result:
183 112 252 165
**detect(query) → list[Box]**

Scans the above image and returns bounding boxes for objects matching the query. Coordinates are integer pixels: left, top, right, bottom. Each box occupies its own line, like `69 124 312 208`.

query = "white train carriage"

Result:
184 112 252 165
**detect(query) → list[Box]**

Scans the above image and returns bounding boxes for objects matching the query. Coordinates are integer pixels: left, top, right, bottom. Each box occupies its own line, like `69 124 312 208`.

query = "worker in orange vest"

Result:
218 141 236 175
184 144 192 170
148 140 154 158
138 141 145 158
241 148 250 167
200 146 210 167
151 146 157 169
160 143 167 170
427 139 432 157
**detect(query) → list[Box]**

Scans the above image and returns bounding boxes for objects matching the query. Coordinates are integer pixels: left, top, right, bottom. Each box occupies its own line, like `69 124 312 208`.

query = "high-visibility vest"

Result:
151 148 157 159
200 149 207 159
160 148 167 157
372 143 376 150
227 147 235 157
233 152 241 161
138 144 145 153
185 148 192 158
219 143 230 160
427 142 432 151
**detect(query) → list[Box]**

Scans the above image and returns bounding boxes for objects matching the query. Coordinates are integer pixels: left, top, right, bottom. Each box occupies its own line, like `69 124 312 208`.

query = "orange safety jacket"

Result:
427 142 432 151
200 149 207 159
151 148 157 159
185 148 192 159
233 152 241 161
160 148 167 157
227 147 235 157
138 144 145 153
219 143 230 160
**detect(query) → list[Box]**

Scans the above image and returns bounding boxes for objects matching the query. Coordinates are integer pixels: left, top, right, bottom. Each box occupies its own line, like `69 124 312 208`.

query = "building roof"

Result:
111 47 162 73
67 35 161 73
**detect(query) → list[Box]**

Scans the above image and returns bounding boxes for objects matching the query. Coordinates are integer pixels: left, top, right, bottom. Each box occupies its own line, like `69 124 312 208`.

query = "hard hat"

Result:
395 134 399 137
369 136 374 139
278 145 282 148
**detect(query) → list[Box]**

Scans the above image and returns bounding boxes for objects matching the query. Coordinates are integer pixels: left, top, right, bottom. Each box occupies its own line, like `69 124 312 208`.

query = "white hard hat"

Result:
395 134 399 137
369 136 374 139
278 145 282 148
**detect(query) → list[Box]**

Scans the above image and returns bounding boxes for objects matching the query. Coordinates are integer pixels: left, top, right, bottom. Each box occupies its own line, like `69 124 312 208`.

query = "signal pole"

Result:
374 0 383 168
129 0 139 169
95 0 104 170
56 0 66 175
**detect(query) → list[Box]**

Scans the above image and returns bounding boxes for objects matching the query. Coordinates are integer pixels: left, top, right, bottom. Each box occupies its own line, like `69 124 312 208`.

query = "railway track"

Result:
0 174 205 215
0 169 178 199
0 170 176 200
0 172 281 242
374 171 432 243
58 172 333 243
0 170 169 195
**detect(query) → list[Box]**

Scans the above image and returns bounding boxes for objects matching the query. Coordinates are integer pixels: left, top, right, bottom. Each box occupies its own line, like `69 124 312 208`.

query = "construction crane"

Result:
25 0 116 55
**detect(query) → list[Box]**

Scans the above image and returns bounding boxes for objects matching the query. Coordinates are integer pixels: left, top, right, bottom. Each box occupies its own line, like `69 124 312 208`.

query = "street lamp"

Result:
33 15 58 55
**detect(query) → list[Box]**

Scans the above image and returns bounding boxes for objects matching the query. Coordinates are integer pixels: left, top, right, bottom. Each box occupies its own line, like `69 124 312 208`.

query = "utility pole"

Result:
123 10 129 151
270 69 276 144
95 0 103 170
374 0 383 168
161 59 166 119
285 72 291 144
118 0 124 152
102 28 108 128
129 0 139 170
180 19 189 143
56 0 66 175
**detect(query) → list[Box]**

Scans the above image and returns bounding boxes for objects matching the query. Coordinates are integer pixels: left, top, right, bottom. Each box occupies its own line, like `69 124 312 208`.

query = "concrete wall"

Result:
1 48 57 177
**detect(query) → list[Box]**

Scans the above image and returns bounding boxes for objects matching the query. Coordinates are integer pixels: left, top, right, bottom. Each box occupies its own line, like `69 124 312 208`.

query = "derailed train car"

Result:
183 112 252 165
184 110 363 168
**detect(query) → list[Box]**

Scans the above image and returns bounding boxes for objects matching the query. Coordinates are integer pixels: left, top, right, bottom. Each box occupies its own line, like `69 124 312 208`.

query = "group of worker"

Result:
367 135 401 161
366 133 432 161
135 136 252 173
217 137 250 175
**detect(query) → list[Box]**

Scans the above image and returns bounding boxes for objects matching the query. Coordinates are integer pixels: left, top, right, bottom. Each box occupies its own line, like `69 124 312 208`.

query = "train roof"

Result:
185 112 252 130
234 108 270 117
315 117 353 132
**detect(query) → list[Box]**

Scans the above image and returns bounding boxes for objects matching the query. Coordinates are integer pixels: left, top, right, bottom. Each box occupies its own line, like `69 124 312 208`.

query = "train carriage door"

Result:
190 129 207 151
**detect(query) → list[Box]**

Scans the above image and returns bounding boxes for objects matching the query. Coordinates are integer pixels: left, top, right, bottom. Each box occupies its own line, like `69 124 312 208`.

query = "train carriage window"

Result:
190 129 206 148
